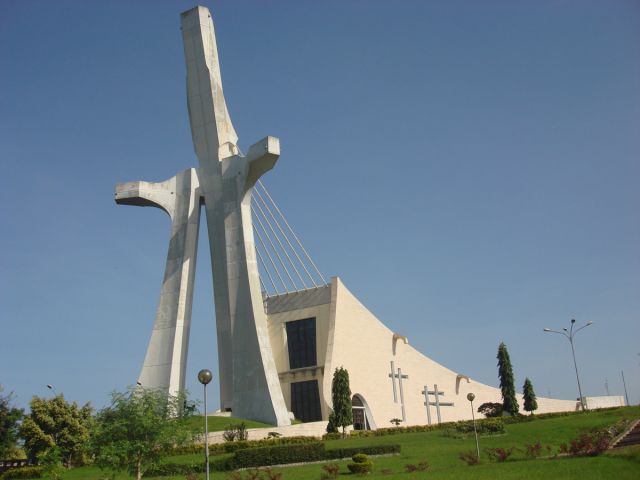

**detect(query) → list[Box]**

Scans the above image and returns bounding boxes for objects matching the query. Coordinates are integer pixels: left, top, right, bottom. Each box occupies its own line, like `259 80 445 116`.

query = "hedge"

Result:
170 435 318 456
325 444 400 460
145 443 401 476
229 442 326 469
0 467 44 480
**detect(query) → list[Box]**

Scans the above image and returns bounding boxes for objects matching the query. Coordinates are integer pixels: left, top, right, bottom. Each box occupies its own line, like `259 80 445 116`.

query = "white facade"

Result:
267 278 579 426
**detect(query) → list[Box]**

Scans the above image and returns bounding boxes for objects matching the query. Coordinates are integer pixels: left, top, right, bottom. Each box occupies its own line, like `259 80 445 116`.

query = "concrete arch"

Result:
352 393 376 430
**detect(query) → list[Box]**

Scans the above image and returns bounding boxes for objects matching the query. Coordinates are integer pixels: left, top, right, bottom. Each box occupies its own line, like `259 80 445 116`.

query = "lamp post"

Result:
467 393 480 461
46 384 57 396
543 319 593 411
197 369 213 480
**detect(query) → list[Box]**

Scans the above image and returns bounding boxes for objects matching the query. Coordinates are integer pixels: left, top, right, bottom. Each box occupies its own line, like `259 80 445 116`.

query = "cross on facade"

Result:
422 383 454 424
389 361 409 422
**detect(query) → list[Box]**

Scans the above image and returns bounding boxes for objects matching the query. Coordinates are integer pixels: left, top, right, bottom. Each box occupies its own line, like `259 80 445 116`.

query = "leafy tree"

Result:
19 395 92 467
0 385 24 458
91 388 193 480
497 342 519 415
477 402 503 418
523 378 538 414
331 367 352 438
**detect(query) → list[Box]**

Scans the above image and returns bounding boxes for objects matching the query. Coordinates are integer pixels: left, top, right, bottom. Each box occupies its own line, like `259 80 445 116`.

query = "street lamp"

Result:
197 369 213 480
46 384 57 396
543 318 593 411
467 393 480 461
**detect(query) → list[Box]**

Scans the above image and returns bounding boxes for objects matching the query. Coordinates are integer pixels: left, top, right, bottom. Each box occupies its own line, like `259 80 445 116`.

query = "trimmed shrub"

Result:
347 453 372 475
0 467 44 479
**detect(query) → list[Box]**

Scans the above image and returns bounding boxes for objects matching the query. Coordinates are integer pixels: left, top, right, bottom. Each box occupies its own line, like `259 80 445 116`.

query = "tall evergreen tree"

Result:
497 342 519 415
331 367 353 438
523 378 538 414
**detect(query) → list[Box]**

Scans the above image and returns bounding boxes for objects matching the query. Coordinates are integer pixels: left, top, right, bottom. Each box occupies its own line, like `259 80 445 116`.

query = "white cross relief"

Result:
389 361 409 422
422 383 454 424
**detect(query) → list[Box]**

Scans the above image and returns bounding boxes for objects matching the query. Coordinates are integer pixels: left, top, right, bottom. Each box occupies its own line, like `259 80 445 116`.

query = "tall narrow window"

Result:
291 380 322 422
286 318 317 369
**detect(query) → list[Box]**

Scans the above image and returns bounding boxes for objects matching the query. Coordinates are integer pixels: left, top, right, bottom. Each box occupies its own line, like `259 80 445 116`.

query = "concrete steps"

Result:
611 419 640 449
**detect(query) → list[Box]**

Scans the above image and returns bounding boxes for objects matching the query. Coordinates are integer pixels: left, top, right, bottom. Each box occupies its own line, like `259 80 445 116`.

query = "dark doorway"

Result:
291 380 322 422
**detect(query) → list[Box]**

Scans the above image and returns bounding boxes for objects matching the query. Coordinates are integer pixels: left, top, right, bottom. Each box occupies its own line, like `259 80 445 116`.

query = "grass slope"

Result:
56 407 640 479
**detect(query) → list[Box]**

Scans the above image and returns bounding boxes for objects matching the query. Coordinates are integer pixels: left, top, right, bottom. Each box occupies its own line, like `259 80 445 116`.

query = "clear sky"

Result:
1 0 638 413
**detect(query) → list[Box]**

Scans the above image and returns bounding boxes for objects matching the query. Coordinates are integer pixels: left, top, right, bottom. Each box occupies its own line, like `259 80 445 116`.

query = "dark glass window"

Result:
291 380 322 422
286 318 317 369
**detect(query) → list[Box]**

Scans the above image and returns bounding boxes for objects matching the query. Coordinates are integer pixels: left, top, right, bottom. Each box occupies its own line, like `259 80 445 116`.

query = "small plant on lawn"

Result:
524 442 543 459
321 463 340 479
263 467 283 480
390 418 402 426
458 450 480 466
559 429 612 456
245 469 262 480
486 447 514 462
404 461 429 472
223 422 249 442
347 453 373 475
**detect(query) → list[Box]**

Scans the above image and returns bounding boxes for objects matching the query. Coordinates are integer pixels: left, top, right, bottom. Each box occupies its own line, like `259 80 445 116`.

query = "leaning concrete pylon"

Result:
181 6 290 425
115 168 201 396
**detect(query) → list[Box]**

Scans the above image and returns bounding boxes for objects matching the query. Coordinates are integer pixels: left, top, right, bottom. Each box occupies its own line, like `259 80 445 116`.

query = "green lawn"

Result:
46 407 640 480
184 414 272 435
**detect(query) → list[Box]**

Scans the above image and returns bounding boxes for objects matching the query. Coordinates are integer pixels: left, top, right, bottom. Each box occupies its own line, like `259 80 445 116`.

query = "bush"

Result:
322 432 342 441
0 467 44 479
223 423 249 442
559 429 612 457
347 453 372 475
458 450 480 466
485 447 514 462
404 461 429 472
524 442 543 459
321 463 340 479
477 402 503 418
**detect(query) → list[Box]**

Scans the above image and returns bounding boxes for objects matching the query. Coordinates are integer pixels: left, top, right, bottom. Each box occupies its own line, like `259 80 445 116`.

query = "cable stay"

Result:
250 180 328 298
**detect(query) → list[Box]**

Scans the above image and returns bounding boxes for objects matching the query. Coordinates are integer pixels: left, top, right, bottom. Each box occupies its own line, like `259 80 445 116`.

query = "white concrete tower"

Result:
181 6 289 425
115 6 290 426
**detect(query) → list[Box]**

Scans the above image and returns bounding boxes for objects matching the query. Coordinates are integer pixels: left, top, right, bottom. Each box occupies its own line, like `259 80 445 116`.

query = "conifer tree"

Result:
523 377 538 414
497 342 519 415
331 367 353 437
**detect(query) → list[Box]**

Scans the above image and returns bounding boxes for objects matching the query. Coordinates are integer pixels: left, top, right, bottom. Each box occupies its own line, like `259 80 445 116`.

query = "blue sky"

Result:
1 0 638 413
